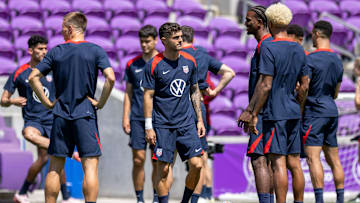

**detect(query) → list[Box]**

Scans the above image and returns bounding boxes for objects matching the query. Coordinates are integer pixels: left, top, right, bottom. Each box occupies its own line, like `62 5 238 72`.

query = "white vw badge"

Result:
170 79 186 97
182 65 189 74
33 87 50 103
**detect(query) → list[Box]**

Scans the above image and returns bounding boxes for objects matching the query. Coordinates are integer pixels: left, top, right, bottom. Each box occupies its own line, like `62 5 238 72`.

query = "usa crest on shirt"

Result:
182 65 189 74
46 75 52 82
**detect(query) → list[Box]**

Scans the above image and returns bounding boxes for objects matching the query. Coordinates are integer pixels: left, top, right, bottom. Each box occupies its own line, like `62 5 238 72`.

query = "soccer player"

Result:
122 25 160 203
238 3 309 203
287 24 309 55
28 12 115 203
181 25 235 203
240 5 274 203
302 20 344 203
143 23 205 203
0 35 75 203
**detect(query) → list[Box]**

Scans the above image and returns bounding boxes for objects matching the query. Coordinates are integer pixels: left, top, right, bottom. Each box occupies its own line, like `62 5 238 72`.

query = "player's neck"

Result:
271 28 288 39
142 49 159 62
163 49 179 61
29 59 39 68
69 34 85 42
315 38 331 50
255 29 270 42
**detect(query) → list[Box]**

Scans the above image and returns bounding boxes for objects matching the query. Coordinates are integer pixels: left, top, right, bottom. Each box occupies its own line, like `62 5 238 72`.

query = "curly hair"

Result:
159 22 181 39
265 3 292 27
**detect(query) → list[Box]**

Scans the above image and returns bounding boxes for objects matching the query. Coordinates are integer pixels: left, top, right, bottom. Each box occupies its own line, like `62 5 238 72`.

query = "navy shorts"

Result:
153 124 203 163
129 120 147 150
302 117 338 147
194 102 208 151
247 115 264 157
48 116 101 158
24 120 52 138
263 119 301 155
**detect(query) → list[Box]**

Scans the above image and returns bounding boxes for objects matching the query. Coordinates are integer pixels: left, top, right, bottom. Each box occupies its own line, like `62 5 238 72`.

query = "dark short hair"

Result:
250 5 268 28
139 25 158 39
313 20 333 38
159 22 181 39
181 25 194 43
28 35 48 48
287 24 304 38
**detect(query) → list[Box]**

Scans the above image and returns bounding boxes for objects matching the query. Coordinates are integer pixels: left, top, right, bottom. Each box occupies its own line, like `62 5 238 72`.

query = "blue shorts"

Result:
129 120 148 150
263 119 301 155
247 115 264 157
24 120 52 138
301 117 338 147
48 116 101 158
194 102 208 151
153 124 203 163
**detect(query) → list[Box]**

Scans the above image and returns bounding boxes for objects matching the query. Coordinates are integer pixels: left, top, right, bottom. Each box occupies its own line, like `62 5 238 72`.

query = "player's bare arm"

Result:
122 82 133 134
144 88 156 145
29 68 55 109
355 79 360 110
205 64 235 97
87 67 115 109
0 90 27 107
296 75 309 113
190 83 206 137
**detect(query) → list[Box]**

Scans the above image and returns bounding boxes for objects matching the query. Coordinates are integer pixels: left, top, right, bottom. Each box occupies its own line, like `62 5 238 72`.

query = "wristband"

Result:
145 118 153 130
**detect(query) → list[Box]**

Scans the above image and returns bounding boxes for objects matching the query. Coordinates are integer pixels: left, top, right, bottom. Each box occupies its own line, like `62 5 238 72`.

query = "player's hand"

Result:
87 96 103 109
237 110 252 129
249 115 259 135
203 88 217 97
145 129 156 146
122 118 131 135
11 97 27 107
197 121 206 137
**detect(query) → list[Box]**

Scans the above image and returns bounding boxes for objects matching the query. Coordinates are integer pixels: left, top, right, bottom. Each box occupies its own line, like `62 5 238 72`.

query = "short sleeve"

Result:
258 45 275 76
142 60 155 90
36 49 54 76
337 62 343 82
96 46 111 71
123 66 130 82
207 55 223 75
3 73 16 94
190 62 198 85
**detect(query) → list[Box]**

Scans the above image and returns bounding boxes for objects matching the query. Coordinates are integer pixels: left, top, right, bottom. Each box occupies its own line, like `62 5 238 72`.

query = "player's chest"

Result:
129 66 145 82
156 64 192 86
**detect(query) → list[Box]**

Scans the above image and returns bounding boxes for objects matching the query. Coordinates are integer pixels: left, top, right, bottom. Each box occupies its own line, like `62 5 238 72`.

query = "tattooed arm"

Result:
191 83 205 137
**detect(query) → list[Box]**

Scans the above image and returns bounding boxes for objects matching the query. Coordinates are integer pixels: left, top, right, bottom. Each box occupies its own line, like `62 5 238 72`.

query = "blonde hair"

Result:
265 3 292 27
63 12 87 33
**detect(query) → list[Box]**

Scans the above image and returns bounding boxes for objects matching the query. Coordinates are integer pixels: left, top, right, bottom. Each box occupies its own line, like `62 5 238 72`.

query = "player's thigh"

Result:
129 120 147 150
48 116 74 157
302 117 325 147
72 117 101 158
286 154 301 169
286 119 301 155
23 121 44 140
324 117 338 147
176 124 203 162
153 128 177 163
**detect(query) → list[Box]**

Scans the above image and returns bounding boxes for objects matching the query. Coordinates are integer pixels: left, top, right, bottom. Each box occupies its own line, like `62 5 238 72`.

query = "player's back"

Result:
259 39 307 120
304 49 343 117
36 41 111 120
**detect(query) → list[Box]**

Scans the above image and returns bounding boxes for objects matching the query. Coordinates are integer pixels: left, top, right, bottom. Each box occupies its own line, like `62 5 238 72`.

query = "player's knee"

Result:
190 158 203 172
251 156 267 170
133 156 145 168
159 164 170 179
39 154 49 165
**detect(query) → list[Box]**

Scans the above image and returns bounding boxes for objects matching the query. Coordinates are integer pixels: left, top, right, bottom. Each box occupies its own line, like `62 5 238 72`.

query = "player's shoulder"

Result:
179 51 197 67
126 54 143 70
13 63 31 82
149 52 165 75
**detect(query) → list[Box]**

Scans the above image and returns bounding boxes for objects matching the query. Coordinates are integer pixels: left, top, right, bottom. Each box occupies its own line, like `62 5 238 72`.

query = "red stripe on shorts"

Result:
264 128 275 154
248 133 263 154
95 132 101 149
302 124 312 145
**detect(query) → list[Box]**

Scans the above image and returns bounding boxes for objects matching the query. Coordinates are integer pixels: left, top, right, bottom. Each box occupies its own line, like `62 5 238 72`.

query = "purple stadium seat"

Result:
222 75 248 99
86 16 111 38
0 57 17 75
136 0 169 19
48 35 65 49
156 40 165 52
116 36 141 58
111 16 141 37
18 56 31 66
340 76 355 92
173 0 207 20
0 18 12 40
221 56 249 75
11 16 44 37
0 38 16 60
309 0 341 20
177 16 209 40
233 94 248 117
340 0 360 18
0 116 6 127
41 0 71 17
285 0 311 28
193 38 213 55
72 0 105 18
210 114 242 135
104 0 137 20
252 0 273 6
346 17 360 42
86 36 117 60
0 1 10 20
143 16 168 30
8 0 42 19
209 95 235 117
209 17 242 39
214 36 247 59
14 35 31 58
318 17 347 47
246 37 257 52
44 16 63 37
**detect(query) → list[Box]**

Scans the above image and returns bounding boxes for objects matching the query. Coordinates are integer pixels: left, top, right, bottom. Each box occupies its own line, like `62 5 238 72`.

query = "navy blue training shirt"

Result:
182 45 222 90
124 55 146 121
4 63 55 124
258 38 309 121
249 34 273 101
36 40 112 120
304 49 343 117
142 52 198 128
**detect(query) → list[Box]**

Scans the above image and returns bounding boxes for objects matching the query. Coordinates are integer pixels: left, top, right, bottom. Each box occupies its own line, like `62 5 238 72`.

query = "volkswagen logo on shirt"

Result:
170 79 186 97
33 87 49 103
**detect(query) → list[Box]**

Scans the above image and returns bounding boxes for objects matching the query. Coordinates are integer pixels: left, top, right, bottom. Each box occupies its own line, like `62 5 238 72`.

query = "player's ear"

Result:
28 47 33 55
160 37 166 45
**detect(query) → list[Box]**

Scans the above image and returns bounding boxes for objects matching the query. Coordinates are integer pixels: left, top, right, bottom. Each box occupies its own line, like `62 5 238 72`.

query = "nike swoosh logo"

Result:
163 70 170 74
135 69 143 73
195 148 202 152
